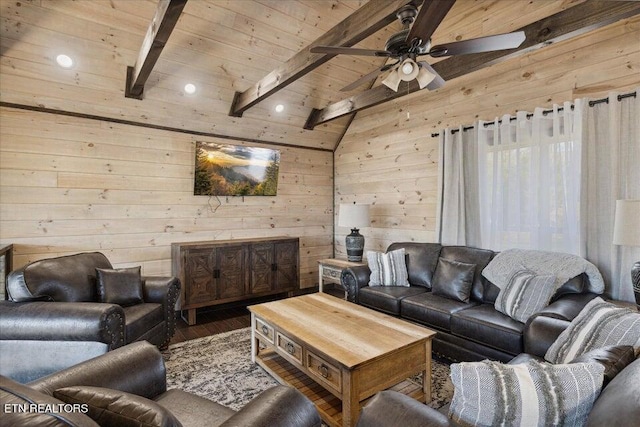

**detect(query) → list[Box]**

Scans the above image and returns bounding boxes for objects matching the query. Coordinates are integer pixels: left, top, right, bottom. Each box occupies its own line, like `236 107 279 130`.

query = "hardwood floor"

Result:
170 306 251 346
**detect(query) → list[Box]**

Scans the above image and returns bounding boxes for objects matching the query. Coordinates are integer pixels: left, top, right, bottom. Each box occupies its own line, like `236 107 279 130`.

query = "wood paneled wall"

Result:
334 15 640 257
0 107 333 288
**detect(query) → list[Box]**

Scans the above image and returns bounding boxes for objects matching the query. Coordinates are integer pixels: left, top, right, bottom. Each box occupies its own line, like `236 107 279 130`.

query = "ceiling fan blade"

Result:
418 61 445 90
310 46 392 57
341 62 399 92
405 0 456 48
428 31 526 58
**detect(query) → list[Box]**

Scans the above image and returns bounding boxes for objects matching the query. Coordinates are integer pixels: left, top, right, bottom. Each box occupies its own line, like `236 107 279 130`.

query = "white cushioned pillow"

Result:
366 248 409 287
545 296 640 363
494 269 557 323
449 359 604 427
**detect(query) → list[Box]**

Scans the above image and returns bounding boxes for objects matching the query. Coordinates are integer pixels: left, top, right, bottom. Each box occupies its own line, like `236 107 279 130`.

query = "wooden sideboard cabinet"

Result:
172 237 299 325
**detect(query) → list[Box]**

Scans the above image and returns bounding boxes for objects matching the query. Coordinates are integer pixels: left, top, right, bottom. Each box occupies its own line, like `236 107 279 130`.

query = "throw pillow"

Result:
570 345 636 387
431 258 476 303
96 266 144 306
494 269 557 323
54 386 182 427
366 248 409 287
545 297 640 364
449 359 604 427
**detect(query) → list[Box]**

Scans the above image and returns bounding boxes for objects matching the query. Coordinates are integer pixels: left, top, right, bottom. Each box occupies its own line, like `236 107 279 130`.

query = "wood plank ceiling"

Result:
2 0 631 151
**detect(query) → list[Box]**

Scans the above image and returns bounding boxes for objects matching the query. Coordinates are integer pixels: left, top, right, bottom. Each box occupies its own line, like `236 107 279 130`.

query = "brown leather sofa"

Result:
0 252 181 382
342 243 598 362
0 341 322 427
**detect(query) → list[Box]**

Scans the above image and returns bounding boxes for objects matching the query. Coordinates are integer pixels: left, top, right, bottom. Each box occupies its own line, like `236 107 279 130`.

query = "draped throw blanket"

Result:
483 249 605 294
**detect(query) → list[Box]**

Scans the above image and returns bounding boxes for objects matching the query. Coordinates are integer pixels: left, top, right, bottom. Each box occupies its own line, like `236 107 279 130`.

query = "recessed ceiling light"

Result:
275 104 284 113
56 54 73 69
184 83 196 94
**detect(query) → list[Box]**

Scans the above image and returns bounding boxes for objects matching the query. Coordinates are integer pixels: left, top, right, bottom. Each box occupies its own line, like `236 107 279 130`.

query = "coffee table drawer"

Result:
276 332 303 365
255 317 274 344
307 350 341 393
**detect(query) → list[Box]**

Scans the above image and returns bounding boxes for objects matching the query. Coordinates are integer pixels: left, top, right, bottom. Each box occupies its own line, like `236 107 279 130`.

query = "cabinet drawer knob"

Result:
318 364 329 378
285 342 295 355
261 325 269 335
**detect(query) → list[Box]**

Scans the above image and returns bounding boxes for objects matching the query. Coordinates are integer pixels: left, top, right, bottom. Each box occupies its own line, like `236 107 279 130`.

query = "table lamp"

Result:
338 203 370 262
612 199 640 304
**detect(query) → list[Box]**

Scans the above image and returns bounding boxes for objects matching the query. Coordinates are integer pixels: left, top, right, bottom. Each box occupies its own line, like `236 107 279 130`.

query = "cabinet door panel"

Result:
217 245 247 299
184 249 215 305
275 241 298 291
250 243 274 294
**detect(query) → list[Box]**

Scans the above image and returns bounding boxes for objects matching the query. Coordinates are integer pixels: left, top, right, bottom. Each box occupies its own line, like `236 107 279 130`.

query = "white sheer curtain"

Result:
476 102 582 253
580 90 639 302
435 126 480 246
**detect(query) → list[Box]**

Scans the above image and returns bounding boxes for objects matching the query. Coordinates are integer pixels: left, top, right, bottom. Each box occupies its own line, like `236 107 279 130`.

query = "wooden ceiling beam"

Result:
304 0 640 130
228 0 422 117
126 0 188 100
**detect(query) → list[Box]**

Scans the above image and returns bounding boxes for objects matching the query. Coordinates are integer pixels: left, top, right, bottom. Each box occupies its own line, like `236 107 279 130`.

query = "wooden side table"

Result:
318 258 367 298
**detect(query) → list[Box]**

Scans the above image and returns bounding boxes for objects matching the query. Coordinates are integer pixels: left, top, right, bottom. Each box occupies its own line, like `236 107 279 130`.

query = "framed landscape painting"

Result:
194 141 280 196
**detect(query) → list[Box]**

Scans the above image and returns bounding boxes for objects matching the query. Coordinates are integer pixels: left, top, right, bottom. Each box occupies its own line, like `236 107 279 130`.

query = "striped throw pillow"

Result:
545 297 640 364
494 270 557 322
366 248 409 287
449 360 604 427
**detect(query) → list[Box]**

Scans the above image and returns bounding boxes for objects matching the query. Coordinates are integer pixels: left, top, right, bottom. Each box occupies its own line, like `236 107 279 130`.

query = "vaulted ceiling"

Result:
1 0 636 151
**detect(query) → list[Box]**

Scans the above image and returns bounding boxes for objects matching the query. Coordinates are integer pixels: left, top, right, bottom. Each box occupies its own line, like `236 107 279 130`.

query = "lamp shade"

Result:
613 199 640 246
338 203 370 229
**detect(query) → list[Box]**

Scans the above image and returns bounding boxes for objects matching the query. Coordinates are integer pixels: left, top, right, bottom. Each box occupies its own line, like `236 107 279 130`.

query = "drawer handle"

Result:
261 325 269 335
285 342 295 355
318 364 329 378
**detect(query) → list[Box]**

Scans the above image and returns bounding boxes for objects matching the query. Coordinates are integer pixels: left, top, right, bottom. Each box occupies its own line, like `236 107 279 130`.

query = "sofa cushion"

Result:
123 303 164 342
431 258 476 303
545 297 640 363
366 249 409 287
387 242 442 289
154 389 235 427
451 304 524 355
359 286 427 316
0 375 99 427
54 386 182 427
449 360 604 427
96 267 144 307
586 357 640 427
439 246 495 303
401 293 478 332
494 270 557 322
14 252 112 302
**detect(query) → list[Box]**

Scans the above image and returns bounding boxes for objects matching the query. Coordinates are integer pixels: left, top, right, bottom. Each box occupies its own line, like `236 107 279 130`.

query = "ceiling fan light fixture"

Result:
382 69 401 92
416 65 436 89
399 58 419 81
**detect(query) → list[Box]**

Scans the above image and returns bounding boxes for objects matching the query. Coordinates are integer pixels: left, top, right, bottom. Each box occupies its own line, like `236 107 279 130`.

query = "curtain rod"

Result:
430 90 636 137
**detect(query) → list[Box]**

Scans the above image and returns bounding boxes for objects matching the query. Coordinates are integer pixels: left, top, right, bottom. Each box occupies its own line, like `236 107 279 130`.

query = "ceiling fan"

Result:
310 1 526 92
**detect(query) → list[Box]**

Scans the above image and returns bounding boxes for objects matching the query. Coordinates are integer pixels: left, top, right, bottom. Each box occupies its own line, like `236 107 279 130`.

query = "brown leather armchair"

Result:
0 252 180 383
0 341 322 427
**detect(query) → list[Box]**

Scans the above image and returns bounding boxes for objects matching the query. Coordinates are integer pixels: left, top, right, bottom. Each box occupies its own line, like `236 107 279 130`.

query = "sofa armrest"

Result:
357 390 453 427
524 314 570 358
219 385 321 427
341 265 371 303
0 301 125 349
142 276 181 347
28 341 167 400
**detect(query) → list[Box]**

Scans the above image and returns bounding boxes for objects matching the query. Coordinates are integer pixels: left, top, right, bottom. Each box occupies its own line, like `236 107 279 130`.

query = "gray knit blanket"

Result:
482 249 605 294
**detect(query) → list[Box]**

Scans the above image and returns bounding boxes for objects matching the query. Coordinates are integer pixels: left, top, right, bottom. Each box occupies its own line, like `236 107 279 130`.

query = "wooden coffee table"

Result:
249 293 436 427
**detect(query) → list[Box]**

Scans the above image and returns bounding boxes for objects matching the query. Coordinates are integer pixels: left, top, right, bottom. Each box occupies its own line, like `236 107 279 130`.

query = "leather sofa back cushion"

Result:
439 246 495 302
54 386 182 427
20 252 112 302
387 242 442 288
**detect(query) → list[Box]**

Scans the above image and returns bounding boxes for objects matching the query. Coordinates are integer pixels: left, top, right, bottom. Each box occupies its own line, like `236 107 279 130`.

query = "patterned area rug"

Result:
163 327 453 411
